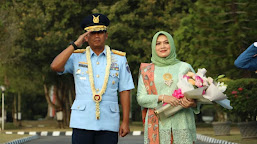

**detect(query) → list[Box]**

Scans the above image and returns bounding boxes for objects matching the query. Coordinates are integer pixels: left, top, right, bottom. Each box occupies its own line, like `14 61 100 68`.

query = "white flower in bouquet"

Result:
207 77 214 84
216 82 227 93
196 68 207 78
177 76 194 93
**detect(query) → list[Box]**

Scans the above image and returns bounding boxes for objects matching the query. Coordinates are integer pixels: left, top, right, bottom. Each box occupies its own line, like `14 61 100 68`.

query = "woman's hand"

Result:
180 97 196 108
159 95 180 106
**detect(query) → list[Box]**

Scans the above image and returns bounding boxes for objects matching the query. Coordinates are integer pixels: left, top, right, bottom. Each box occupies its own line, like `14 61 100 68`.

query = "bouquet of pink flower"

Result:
154 68 232 119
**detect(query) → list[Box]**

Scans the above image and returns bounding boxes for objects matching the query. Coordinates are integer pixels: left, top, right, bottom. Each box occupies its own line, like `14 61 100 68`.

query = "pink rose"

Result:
195 75 204 87
172 89 184 99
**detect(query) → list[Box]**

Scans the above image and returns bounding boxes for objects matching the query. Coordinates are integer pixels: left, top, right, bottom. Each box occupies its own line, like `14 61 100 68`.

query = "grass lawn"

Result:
0 133 30 144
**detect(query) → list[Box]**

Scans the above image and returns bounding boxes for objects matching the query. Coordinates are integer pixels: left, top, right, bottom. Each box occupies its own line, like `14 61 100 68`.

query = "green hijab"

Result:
151 31 180 67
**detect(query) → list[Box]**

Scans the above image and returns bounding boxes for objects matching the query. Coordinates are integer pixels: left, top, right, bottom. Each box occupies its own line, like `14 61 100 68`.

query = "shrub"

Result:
225 78 257 122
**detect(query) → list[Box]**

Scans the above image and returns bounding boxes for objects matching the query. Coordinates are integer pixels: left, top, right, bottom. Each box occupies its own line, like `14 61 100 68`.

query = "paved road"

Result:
24 135 210 144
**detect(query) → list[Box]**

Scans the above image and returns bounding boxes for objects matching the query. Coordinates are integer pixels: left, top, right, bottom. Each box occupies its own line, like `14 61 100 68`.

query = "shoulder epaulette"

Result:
111 49 126 56
73 49 86 53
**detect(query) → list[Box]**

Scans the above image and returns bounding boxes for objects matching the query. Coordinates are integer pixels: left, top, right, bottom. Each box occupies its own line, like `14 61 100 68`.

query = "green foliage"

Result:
4 92 47 120
22 93 48 120
0 0 84 91
174 0 257 78
225 78 257 122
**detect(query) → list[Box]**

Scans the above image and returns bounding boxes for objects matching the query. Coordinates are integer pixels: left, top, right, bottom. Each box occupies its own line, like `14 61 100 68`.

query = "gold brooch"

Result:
163 73 173 86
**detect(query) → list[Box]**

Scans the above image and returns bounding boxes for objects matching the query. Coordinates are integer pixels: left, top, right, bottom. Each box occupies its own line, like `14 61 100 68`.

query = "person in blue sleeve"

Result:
234 42 257 72
50 13 134 144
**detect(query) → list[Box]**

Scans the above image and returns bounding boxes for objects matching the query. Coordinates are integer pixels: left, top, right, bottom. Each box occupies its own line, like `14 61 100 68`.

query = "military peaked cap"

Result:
81 13 110 32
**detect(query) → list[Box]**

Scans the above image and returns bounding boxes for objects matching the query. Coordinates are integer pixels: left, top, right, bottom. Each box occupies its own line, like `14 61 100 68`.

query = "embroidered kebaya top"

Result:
137 62 200 144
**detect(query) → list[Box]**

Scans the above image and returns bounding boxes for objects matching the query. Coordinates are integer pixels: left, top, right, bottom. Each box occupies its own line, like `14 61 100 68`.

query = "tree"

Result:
93 0 197 120
0 0 130 124
0 0 82 123
174 0 257 78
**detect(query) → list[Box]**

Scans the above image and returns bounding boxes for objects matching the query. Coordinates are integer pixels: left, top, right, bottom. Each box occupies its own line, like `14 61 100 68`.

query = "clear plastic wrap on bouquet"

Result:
154 104 184 120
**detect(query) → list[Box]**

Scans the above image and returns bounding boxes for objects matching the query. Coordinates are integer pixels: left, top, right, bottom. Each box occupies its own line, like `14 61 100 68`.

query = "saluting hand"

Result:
74 31 91 47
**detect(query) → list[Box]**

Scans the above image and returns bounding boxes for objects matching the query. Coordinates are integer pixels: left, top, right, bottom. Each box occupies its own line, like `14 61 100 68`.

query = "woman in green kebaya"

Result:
137 31 200 144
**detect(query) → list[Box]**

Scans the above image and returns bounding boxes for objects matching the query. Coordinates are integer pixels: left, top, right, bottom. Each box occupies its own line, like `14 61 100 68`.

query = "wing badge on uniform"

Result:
126 62 131 73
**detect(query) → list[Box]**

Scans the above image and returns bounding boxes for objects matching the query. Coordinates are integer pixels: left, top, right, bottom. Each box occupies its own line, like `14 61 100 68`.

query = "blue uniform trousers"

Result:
72 128 118 144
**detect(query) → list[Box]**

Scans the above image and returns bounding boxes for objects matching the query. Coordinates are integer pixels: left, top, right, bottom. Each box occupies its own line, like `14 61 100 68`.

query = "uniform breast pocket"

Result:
71 103 86 111
109 71 119 89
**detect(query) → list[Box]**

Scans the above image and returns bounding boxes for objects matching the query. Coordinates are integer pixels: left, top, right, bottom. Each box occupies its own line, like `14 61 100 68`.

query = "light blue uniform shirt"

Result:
59 46 134 132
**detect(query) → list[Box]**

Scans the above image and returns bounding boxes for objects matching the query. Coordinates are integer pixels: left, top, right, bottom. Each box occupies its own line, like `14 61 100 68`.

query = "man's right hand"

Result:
74 31 91 48
50 31 91 72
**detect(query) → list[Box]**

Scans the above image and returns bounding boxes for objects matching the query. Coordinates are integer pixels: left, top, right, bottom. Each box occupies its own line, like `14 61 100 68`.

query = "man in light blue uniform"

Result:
51 13 134 144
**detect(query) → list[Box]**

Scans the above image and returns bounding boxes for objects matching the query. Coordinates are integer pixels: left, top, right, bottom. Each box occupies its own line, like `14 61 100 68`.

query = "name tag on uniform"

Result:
79 64 88 68
79 62 88 68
